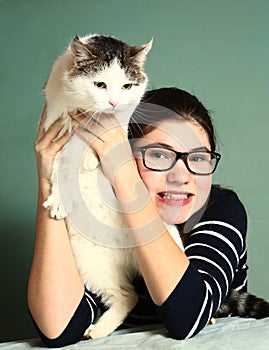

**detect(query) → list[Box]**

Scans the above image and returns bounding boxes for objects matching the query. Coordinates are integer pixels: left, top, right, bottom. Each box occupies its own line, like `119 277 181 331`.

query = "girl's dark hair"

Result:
128 87 217 152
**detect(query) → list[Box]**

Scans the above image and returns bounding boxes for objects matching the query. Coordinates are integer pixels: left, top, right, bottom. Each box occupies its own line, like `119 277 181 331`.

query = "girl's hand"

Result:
70 111 137 186
34 106 71 189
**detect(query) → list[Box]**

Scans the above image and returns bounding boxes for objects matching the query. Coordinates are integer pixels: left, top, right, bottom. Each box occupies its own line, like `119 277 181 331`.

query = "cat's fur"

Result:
216 289 269 319
42 33 185 339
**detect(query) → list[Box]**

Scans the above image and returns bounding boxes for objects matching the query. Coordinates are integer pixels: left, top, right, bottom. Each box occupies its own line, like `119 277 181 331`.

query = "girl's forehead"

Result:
138 120 211 151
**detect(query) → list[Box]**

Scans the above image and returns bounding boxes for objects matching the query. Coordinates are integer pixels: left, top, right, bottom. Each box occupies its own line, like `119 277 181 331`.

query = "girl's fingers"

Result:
72 115 106 144
51 129 72 151
38 105 47 131
36 105 47 143
72 112 118 144
70 110 118 134
74 124 99 146
69 110 87 124
36 118 66 148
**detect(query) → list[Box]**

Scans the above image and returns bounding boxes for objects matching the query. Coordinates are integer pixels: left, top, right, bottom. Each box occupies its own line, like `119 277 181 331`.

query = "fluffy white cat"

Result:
42 34 184 339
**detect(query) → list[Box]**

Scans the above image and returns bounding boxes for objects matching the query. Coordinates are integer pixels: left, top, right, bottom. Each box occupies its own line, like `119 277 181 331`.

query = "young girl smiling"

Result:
28 87 248 347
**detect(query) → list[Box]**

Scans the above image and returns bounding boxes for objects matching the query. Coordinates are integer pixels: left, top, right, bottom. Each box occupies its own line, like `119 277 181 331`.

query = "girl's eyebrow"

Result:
146 142 173 148
191 146 211 152
138 142 210 152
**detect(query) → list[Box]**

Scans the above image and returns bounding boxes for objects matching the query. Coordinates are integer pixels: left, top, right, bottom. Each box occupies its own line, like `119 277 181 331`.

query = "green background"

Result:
0 0 268 342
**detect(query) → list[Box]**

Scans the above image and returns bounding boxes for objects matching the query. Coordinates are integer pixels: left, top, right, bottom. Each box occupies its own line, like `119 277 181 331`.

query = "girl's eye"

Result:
122 83 133 90
94 82 107 89
189 154 208 162
149 151 168 159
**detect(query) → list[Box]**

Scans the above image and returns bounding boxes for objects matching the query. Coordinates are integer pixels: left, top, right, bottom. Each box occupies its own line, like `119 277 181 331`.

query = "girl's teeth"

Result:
162 193 188 200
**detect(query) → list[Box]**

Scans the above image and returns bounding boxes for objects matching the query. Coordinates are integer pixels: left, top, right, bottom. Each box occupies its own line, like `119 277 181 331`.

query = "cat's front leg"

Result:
84 290 138 339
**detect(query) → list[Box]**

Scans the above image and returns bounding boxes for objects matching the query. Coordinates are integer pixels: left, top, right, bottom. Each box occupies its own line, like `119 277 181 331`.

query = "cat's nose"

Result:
109 100 119 108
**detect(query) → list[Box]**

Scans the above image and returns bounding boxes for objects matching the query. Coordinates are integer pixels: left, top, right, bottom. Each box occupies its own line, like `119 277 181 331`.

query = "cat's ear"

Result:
130 39 153 65
70 36 97 66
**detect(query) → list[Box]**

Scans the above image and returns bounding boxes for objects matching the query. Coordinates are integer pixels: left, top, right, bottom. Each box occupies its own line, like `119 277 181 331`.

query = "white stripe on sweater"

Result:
198 270 222 310
240 247 247 260
234 277 247 291
186 285 210 339
193 220 244 249
185 243 234 280
85 291 97 308
189 256 229 294
85 297 95 324
190 230 240 265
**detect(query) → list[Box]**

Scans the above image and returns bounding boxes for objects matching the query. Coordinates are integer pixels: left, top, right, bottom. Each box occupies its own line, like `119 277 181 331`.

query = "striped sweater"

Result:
37 186 248 347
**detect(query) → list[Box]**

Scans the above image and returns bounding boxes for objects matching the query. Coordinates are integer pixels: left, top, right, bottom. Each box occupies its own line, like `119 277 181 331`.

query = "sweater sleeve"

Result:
156 188 248 339
34 289 100 348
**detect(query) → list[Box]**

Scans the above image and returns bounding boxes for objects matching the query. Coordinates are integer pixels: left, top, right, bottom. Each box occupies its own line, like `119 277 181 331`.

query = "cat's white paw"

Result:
84 324 102 340
83 292 138 339
81 150 99 171
83 316 116 339
208 317 216 325
43 195 67 219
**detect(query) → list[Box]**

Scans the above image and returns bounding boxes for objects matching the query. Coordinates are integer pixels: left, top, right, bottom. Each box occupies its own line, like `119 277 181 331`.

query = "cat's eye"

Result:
122 83 133 90
94 82 107 89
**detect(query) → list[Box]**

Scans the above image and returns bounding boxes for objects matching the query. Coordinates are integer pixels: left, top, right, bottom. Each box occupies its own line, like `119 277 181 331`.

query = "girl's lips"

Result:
156 191 194 206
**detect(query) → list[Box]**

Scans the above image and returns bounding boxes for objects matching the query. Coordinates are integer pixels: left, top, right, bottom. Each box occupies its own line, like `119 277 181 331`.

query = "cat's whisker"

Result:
62 90 82 96
131 110 152 125
129 121 146 138
134 105 172 118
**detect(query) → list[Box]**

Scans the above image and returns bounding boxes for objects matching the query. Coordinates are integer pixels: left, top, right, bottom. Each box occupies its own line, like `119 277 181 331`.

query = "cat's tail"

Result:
216 289 269 319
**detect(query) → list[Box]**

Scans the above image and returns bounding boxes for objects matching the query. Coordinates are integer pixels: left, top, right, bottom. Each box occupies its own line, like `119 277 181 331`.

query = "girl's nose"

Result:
166 159 191 184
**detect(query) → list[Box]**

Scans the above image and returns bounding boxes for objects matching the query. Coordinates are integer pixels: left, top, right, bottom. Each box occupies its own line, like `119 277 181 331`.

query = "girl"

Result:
28 87 247 347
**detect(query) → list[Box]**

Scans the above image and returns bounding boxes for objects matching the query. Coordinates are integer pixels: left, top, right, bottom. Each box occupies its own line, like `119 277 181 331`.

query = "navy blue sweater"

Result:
34 186 248 347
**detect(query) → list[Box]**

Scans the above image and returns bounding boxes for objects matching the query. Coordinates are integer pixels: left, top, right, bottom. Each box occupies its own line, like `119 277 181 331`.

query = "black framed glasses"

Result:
134 145 221 175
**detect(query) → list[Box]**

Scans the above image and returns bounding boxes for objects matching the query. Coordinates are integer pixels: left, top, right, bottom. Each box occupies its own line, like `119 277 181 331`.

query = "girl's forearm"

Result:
114 166 189 306
27 187 84 339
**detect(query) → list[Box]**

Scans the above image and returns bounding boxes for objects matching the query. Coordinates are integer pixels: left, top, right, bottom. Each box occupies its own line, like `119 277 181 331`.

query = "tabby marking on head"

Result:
43 34 153 135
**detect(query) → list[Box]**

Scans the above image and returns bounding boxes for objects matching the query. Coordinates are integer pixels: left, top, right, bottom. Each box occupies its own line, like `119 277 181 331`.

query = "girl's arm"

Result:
115 170 247 339
114 167 190 306
28 109 87 340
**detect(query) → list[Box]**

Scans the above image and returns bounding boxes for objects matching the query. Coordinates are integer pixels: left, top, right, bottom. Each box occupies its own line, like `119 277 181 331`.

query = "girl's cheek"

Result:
140 176 157 195
194 176 212 210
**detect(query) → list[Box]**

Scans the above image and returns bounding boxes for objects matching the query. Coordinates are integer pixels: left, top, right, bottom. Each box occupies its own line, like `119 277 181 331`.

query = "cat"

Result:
43 33 153 220
42 33 185 339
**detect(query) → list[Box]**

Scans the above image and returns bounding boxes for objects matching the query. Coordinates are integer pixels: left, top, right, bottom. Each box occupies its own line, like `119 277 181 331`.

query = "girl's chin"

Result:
155 194 208 225
159 208 191 225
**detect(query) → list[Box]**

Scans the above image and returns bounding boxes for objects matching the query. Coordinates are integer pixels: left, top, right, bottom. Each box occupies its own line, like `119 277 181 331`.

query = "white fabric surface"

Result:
1 317 269 349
